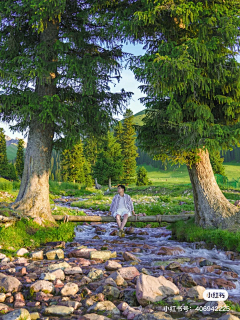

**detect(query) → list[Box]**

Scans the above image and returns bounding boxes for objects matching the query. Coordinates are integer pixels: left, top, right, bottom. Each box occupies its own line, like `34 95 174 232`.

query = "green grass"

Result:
0 218 76 254
170 217 240 252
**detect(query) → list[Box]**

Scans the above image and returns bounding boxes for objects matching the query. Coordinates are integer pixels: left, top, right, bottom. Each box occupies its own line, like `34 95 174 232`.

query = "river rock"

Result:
87 301 120 316
14 292 25 308
68 248 96 259
199 259 214 267
173 273 197 287
157 246 185 255
218 314 240 320
50 268 65 280
90 251 112 261
165 262 181 271
31 251 44 260
83 314 109 320
44 305 74 316
30 280 54 294
102 285 120 299
48 261 71 271
78 276 92 286
136 274 179 306
1 309 31 320
40 272 56 281
46 249 64 260
61 282 79 296
187 285 206 299
122 288 139 306
103 277 118 287
202 301 227 315
133 312 173 320
64 266 82 275
108 271 128 286
29 312 40 320
123 252 141 262
0 303 9 313
0 276 21 292
0 293 6 302
105 260 122 271
87 268 103 280
0 254 6 260
16 248 29 257
117 266 140 280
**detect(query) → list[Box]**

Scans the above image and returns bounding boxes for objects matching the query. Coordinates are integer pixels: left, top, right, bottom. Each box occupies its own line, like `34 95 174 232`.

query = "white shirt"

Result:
118 195 127 211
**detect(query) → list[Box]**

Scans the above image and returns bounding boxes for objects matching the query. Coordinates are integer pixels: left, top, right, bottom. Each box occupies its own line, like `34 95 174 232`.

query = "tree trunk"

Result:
187 149 240 229
11 118 55 223
11 18 59 225
108 177 111 189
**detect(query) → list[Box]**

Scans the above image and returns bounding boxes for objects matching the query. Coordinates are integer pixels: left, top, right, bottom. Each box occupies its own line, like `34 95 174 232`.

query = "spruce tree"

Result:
209 150 226 177
115 109 138 184
61 140 86 184
8 163 18 181
15 139 25 179
84 135 99 167
0 1 132 222
0 128 9 178
95 0 240 229
136 166 152 186
93 131 123 189
83 161 93 188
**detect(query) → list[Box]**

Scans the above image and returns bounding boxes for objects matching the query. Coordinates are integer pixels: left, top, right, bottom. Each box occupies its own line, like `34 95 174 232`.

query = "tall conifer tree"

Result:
15 139 25 179
0 1 132 222
0 128 9 178
95 0 240 229
93 131 123 189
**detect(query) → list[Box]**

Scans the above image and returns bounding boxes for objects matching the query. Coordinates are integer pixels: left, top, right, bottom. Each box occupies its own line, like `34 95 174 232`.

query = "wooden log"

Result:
53 214 194 222
0 215 19 222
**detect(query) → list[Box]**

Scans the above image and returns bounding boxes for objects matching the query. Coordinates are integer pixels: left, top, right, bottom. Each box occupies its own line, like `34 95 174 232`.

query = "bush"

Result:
0 178 12 192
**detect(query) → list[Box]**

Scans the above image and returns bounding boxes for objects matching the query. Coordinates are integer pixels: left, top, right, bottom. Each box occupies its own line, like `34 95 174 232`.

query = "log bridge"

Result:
0 214 194 226
53 214 194 223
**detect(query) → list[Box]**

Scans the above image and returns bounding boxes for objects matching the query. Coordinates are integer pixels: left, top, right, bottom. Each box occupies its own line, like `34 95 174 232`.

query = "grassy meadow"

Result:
0 161 240 254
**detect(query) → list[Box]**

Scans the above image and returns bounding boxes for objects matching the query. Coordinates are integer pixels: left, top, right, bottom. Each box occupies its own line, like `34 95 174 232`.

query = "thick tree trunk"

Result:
11 19 59 225
187 149 240 229
108 177 111 189
11 118 55 223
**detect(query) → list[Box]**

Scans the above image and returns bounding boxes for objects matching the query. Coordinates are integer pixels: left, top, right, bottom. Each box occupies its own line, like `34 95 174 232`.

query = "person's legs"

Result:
120 214 129 231
115 214 121 228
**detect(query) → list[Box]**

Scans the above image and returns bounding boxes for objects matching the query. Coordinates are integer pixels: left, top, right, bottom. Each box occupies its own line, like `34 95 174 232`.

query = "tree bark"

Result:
11 118 55 223
187 149 240 229
11 19 59 224
108 177 111 189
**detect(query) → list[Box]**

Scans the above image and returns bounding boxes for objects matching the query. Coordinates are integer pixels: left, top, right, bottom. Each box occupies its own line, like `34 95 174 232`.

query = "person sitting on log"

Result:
108 184 136 237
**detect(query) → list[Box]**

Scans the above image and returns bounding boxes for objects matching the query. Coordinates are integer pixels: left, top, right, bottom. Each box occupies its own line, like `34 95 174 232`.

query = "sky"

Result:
0 43 146 140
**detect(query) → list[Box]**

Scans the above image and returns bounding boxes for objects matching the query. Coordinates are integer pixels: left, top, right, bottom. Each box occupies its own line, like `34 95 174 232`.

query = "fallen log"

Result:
53 214 194 222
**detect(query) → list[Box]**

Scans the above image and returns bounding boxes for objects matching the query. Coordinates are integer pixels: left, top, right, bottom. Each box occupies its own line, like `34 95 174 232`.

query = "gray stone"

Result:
0 293 6 302
105 260 122 271
50 268 65 280
90 250 116 260
83 313 109 320
87 268 103 280
187 286 206 299
40 273 56 281
16 248 29 257
217 314 240 320
30 280 54 294
1 309 31 320
108 271 127 286
44 305 74 316
102 286 120 299
61 282 79 296
48 261 70 271
202 301 227 315
122 288 139 306
87 301 120 316
64 266 82 275
136 274 179 306
46 249 64 260
0 276 21 292
31 251 44 260
133 312 173 320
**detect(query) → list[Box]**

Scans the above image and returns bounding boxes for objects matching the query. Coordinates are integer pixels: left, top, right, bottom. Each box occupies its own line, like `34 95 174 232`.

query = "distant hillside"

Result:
133 110 145 126
6 144 18 161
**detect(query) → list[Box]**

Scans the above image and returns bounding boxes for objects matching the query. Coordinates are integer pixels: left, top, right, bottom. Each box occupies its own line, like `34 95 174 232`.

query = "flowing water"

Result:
56 198 240 303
